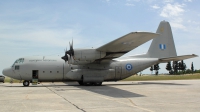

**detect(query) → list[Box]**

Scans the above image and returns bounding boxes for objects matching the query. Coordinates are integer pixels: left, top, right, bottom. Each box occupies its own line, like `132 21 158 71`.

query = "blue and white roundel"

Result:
126 64 133 71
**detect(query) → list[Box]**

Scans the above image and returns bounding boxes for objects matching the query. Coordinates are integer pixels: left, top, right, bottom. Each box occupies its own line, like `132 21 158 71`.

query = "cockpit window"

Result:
18 58 24 63
12 58 24 67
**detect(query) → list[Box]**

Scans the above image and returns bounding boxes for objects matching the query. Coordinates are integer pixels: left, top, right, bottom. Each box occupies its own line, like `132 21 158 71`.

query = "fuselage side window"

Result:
15 65 20 70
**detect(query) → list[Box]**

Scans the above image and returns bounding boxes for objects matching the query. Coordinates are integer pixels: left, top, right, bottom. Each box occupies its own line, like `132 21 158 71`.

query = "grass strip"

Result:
123 73 200 81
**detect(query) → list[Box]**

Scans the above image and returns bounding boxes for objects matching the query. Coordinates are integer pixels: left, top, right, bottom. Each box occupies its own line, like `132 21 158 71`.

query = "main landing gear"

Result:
78 81 102 86
23 80 30 87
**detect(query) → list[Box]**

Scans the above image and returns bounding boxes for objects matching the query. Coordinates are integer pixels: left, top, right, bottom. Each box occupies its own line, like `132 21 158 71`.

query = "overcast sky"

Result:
0 0 199 74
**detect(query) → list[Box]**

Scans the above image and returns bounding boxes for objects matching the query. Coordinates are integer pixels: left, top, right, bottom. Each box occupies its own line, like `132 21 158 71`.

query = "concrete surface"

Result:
0 80 200 112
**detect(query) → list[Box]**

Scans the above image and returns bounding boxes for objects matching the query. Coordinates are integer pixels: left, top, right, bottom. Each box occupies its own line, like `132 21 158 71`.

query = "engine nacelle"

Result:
61 41 106 64
73 49 106 61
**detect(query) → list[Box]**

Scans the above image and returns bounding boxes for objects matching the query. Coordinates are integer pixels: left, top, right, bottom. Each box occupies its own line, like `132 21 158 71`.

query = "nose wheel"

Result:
23 80 30 86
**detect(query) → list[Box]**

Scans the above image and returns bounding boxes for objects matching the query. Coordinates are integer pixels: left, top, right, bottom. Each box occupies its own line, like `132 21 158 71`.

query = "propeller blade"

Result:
61 40 75 62
71 55 74 64
72 38 73 49
67 54 71 64
71 39 74 56
61 55 68 62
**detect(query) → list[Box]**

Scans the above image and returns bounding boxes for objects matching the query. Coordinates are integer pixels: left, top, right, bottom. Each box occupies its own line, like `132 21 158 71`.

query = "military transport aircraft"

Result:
2 21 198 86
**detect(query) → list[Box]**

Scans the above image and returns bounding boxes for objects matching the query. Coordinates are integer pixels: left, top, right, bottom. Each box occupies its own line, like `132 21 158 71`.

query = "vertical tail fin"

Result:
147 21 177 58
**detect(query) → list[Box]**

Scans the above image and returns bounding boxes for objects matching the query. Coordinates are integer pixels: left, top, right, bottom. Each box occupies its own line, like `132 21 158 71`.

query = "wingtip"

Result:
192 54 198 57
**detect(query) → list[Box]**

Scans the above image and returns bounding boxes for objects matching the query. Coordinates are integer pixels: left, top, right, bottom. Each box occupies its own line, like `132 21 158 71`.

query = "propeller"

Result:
61 47 68 62
61 40 74 63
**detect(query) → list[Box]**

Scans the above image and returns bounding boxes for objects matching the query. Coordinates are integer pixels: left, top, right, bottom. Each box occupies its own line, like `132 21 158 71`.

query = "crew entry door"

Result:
32 70 38 85
115 66 122 80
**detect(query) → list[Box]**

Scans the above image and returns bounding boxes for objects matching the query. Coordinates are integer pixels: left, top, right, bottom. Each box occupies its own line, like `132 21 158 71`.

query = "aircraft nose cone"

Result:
2 69 5 75
2 68 12 77
2 67 21 80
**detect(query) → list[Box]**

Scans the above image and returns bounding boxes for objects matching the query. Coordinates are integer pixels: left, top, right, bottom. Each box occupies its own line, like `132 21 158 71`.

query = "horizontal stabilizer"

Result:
159 54 198 63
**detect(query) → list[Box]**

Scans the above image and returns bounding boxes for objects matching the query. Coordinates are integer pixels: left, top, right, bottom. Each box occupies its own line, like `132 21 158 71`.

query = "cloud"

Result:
125 3 135 6
0 21 85 50
151 4 160 9
185 20 200 34
187 20 200 25
126 0 140 2
170 22 186 30
163 0 174 3
0 28 83 48
184 0 192 2
159 3 186 30
160 3 184 18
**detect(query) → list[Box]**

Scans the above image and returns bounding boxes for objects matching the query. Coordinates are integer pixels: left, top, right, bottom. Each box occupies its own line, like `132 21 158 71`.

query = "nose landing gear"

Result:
23 80 30 86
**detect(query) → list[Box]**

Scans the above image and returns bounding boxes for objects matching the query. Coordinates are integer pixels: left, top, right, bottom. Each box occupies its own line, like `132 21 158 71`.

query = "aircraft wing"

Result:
96 32 159 59
159 54 198 63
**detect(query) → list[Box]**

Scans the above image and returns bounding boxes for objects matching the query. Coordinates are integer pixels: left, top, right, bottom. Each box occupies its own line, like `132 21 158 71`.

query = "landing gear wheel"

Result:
94 82 102 86
23 80 30 87
78 81 102 86
78 81 84 85
83 82 91 86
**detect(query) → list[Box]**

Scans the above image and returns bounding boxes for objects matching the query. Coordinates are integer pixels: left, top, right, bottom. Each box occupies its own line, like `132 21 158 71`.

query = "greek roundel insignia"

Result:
126 64 132 71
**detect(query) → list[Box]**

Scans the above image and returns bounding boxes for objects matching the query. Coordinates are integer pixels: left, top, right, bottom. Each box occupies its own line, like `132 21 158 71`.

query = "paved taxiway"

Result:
0 80 200 112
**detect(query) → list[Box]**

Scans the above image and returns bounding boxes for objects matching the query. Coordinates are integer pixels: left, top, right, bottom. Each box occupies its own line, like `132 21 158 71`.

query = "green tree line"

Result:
150 61 198 75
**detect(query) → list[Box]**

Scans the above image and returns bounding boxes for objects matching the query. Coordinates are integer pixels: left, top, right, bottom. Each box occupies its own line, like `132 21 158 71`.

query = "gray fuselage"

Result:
3 56 159 82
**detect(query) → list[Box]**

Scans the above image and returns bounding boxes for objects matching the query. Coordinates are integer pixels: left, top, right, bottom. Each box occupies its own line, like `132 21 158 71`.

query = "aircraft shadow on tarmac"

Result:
62 82 144 98
1 82 144 98
1 81 189 98
61 82 189 98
